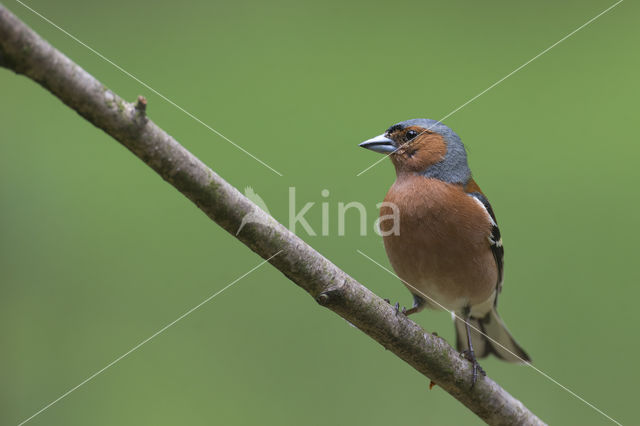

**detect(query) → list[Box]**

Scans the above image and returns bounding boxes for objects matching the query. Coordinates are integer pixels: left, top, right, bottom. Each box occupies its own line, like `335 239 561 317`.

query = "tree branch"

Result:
0 5 544 425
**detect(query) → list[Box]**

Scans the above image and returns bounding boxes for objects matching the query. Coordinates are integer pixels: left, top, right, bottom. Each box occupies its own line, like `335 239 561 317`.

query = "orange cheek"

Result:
393 133 447 173
413 134 447 167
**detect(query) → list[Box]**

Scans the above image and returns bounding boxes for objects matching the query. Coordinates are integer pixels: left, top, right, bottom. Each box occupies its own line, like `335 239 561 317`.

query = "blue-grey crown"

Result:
387 118 471 184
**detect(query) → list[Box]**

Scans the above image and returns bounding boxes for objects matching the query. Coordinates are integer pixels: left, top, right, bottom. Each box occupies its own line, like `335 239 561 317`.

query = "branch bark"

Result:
0 5 544 425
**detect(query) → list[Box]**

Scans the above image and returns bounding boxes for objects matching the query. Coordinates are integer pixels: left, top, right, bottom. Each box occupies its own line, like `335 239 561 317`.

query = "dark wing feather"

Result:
468 192 504 294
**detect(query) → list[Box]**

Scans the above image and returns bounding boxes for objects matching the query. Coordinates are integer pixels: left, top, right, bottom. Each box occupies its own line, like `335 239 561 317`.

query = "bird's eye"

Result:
405 130 418 141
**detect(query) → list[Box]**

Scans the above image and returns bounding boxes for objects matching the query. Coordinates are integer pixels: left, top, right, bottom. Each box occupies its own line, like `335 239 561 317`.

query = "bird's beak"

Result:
359 134 396 154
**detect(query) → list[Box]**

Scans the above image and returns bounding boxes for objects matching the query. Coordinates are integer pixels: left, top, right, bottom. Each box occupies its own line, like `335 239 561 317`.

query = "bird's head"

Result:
359 118 471 184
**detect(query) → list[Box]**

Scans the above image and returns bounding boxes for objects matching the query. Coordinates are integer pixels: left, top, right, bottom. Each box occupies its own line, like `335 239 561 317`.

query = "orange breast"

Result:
380 175 497 311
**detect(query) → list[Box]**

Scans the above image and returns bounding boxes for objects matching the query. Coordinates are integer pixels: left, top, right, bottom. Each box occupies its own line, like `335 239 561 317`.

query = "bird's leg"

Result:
403 294 426 316
385 295 425 317
461 307 485 388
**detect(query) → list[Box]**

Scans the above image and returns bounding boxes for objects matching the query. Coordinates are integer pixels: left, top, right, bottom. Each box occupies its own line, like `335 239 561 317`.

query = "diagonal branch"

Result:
0 5 544 425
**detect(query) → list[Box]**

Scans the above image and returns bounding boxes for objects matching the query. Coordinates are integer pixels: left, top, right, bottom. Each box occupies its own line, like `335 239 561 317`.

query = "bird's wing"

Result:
244 186 271 214
468 191 504 294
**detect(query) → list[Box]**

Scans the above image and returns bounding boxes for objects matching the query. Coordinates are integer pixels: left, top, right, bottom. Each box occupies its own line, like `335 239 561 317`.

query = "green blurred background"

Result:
1 0 637 424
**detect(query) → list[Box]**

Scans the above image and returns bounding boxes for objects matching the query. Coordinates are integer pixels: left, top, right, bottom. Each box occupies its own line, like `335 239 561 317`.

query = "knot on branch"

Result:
315 287 343 307
135 95 147 115
134 95 148 125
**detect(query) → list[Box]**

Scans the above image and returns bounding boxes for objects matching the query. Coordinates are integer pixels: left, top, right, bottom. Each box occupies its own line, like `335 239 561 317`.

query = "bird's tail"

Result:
454 308 531 363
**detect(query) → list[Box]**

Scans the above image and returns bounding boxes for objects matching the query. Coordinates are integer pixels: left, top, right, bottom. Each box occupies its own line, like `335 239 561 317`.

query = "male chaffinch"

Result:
360 118 530 385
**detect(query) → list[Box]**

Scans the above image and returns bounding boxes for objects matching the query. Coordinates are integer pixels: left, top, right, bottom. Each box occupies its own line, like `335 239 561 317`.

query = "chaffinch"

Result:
360 118 530 385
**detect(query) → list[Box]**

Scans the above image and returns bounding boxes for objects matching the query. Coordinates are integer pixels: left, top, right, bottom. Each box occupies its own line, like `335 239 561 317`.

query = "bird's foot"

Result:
384 298 415 316
461 349 486 388
382 299 420 316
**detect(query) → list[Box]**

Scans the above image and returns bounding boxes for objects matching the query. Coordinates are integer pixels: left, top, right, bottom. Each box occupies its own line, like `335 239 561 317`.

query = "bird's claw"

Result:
385 299 410 316
461 350 486 388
